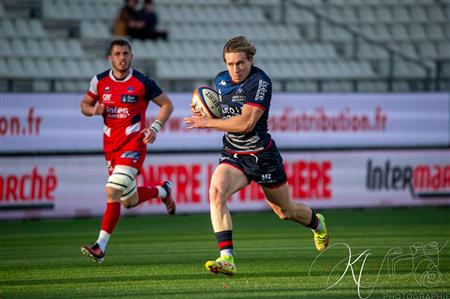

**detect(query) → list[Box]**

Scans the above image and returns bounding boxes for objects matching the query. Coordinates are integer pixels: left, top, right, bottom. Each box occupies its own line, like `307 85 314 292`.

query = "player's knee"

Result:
209 185 226 206
105 186 121 201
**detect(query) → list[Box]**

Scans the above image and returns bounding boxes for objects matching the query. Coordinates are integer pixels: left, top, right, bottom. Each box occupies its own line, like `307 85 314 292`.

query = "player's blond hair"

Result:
223 36 256 62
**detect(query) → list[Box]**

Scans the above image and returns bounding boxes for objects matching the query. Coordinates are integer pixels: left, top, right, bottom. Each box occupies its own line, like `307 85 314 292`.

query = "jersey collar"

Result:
109 68 133 82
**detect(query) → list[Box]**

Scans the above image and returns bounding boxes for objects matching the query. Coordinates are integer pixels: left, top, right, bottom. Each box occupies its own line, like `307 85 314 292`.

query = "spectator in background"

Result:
113 0 168 41
138 0 168 41
113 0 145 38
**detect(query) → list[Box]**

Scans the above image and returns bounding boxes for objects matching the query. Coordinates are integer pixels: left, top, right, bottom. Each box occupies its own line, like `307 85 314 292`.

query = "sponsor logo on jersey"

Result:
106 106 130 118
220 80 226 86
255 80 269 101
232 87 245 102
127 86 134 92
222 105 242 116
232 96 245 102
120 151 141 160
104 86 110 92
102 94 112 102
121 94 137 103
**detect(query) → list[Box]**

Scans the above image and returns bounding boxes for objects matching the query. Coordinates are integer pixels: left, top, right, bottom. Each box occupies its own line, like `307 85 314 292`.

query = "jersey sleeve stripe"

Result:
86 90 98 100
245 102 266 111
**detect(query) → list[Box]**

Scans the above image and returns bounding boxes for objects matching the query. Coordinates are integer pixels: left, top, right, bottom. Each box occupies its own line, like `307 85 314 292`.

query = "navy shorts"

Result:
219 141 287 188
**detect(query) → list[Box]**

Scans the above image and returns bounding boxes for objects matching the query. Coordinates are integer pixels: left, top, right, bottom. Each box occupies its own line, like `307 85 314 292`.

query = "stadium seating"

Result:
42 0 120 21
0 18 46 38
0 0 448 92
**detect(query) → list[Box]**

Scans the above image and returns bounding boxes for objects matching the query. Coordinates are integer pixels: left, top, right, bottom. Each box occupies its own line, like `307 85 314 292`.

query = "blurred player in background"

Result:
184 36 329 276
80 39 175 263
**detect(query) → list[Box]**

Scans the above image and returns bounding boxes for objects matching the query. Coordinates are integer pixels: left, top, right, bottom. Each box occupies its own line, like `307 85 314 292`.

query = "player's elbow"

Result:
80 103 91 117
160 98 174 116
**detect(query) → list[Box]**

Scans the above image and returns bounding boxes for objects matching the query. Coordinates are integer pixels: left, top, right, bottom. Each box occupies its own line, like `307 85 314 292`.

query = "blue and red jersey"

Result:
215 66 273 154
86 68 162 168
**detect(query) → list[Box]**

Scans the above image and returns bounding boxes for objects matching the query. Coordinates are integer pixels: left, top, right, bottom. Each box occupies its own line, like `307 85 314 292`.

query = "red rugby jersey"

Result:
86 68 163 153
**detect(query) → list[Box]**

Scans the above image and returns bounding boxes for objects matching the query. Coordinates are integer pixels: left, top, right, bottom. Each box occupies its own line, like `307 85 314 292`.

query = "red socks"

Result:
137 186 159 205
99 187 158 235
100 202 121 234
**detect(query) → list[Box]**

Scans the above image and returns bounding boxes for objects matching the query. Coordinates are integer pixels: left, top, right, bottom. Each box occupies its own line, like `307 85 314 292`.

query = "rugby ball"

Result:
192 86 222 119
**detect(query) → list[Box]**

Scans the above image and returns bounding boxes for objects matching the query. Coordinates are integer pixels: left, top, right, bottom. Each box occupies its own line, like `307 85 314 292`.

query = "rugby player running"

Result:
80 39 176 263
184 36 329 276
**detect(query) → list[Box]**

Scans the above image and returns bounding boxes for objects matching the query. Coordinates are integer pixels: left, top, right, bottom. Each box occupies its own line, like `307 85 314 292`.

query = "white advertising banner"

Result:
0 150 448 219
1 93 449 152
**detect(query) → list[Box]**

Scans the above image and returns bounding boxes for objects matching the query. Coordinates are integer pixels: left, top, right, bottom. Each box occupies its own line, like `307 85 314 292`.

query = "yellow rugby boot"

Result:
312 213 329 252
204 255 236 276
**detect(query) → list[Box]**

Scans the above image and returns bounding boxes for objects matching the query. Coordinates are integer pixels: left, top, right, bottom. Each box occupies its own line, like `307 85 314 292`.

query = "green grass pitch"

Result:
0 207 448 298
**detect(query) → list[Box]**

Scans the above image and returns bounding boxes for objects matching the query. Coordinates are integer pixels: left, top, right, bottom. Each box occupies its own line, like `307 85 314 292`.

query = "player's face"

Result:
109 45 133 74
224 52 253 84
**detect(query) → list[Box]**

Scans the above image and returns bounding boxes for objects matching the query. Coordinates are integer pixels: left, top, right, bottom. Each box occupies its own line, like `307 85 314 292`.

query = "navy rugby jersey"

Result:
215 66 272 154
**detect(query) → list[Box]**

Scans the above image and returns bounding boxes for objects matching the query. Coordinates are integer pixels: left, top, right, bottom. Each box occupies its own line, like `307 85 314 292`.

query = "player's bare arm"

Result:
142 92 174 144
184 104 263 133
152 92 174 124
80 94 104 117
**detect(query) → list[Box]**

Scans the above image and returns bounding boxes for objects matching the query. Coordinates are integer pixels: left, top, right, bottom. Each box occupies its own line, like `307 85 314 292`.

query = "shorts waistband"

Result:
224 139 273 155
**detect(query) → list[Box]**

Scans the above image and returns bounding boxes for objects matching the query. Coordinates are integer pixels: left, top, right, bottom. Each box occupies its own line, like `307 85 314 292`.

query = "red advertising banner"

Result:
1 150 448 219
